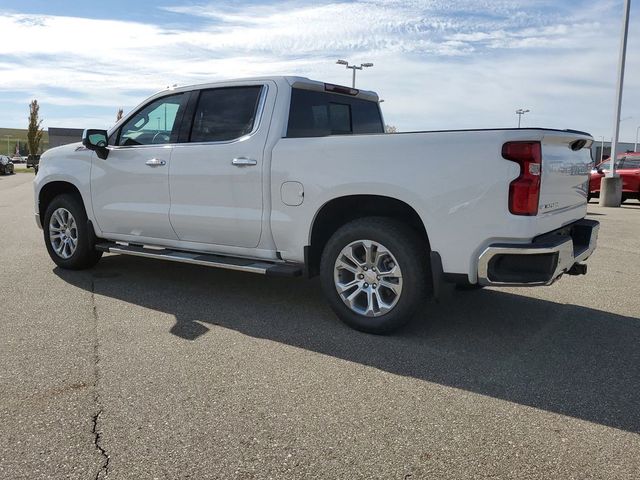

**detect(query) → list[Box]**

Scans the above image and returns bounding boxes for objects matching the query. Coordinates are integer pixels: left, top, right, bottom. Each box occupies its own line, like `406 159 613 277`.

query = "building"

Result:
48 127 84 149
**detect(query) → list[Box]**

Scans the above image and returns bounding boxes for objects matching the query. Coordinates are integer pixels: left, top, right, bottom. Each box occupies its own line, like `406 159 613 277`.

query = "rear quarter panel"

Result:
271 129 592 281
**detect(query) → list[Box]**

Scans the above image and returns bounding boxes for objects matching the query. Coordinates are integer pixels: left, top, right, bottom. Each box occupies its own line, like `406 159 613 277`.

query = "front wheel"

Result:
43 194 102 270
320 217 430 334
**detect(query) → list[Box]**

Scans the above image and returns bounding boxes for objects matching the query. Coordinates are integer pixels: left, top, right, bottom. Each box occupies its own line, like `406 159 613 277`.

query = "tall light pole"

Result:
515 108 530 128
635 125 640 152
600 0 630 207
336 59 374 88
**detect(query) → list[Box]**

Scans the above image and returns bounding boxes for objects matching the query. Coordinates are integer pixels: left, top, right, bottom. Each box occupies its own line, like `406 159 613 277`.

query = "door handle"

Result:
145 158 166 167
232 157 257 167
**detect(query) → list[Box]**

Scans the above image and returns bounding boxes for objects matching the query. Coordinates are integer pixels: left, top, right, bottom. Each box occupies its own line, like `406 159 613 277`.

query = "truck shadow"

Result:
54 255 640 434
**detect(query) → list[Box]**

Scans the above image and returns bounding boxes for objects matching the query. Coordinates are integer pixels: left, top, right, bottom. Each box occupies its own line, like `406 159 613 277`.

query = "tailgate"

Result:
539 132 592 215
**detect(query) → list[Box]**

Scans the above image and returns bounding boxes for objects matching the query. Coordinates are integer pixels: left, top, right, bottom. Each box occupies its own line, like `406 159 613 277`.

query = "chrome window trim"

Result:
107 84 269 151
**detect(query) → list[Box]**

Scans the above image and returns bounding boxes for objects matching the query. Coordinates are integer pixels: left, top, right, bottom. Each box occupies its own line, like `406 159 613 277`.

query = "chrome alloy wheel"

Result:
333 239 403 317
49 207 78 259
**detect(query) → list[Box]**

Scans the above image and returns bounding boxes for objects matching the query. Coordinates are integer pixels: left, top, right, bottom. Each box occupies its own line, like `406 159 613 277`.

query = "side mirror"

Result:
82 129 109 159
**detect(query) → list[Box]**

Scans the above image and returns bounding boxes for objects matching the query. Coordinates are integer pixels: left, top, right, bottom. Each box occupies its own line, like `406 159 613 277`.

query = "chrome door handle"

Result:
232 157 257 167
145 158 166 167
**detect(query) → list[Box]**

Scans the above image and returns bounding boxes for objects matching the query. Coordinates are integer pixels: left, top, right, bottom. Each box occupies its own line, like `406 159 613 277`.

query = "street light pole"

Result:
600 0 630 207
515 108 530 128
336 59 374 88
635 125 640 152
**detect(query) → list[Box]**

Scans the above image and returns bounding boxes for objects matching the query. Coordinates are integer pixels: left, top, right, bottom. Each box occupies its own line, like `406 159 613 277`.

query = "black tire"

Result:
320 217 430 334
43 194 102 270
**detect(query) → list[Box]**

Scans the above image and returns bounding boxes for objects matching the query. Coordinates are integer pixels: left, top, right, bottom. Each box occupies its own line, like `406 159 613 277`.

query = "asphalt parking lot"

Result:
1 172 639 479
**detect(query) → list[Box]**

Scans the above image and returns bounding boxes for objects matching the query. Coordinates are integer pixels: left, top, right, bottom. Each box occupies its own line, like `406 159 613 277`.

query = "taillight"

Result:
502 141 542 216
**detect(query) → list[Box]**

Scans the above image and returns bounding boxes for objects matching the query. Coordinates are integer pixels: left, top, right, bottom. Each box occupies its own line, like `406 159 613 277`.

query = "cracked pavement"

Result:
1 173 639 479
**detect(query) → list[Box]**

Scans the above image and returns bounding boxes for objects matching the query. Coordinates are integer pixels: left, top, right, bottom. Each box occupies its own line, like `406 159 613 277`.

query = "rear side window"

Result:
620 157 640 169
287 88 384 138
190 86 262 143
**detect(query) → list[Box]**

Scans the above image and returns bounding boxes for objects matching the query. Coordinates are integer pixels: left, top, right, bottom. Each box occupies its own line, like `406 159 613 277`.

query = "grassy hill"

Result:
0 128 49 156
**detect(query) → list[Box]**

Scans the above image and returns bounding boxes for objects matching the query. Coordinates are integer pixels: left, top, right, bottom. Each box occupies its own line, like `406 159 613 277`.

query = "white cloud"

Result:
0 1 638 141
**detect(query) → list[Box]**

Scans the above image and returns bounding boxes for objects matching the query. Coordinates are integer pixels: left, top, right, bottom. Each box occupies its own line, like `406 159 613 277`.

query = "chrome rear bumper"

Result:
477 219 599 286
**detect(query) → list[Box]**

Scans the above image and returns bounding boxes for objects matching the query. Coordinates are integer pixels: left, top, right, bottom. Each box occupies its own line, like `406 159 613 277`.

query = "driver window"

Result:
117 93 184 146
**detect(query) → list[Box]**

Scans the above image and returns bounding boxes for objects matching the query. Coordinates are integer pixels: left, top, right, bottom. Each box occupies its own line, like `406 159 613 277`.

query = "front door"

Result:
91 92 187 240
169 83 271 248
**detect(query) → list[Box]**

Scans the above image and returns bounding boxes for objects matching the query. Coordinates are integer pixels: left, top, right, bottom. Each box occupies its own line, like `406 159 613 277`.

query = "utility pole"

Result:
515 108 530 128
635 125 639 152
600 0 630 207
336 59 374 88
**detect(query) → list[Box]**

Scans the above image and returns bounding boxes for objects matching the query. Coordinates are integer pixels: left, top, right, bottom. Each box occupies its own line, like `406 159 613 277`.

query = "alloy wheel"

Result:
333 239 403 317
49 208 78 259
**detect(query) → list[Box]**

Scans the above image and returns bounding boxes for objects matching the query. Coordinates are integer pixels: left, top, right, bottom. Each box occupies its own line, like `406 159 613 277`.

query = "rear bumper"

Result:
477 219 599 286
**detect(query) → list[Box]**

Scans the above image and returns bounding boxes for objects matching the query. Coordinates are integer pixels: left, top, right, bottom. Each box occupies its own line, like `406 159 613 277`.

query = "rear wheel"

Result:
320 217 429 334
43 194 102 269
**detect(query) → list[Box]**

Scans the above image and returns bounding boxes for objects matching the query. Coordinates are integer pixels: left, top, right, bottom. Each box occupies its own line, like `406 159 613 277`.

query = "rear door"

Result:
619 156 640 192
168 82 272 247
91 92 187 239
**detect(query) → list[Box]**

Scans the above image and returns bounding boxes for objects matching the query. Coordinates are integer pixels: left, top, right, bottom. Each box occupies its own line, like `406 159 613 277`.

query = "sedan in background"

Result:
589 153 640 203
0 155 15 175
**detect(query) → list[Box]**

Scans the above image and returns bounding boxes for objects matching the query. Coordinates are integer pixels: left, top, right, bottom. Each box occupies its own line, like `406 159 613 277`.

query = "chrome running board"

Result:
95 242 302 277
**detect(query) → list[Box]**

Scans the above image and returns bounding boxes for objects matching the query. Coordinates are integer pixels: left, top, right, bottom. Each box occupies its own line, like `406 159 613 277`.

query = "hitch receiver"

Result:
567 263 587 276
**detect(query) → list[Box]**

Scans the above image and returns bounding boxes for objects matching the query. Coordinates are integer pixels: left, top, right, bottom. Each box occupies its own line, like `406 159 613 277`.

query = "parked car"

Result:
33 76 599 334
11 156 25 163
0 155 15 175
589 152 640 202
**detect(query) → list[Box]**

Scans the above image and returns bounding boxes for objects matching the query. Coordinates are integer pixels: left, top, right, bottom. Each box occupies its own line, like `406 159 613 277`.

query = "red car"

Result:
589 153 640 203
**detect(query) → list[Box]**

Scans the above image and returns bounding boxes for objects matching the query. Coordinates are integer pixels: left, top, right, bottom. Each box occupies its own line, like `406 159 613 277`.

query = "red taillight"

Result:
502 141 542 216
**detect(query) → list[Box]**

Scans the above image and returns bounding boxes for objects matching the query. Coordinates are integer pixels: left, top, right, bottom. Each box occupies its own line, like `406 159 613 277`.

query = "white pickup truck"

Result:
34 76 599 333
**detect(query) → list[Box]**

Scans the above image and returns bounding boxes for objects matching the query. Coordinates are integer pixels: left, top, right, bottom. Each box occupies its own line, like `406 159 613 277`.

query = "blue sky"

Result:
1 0 639 143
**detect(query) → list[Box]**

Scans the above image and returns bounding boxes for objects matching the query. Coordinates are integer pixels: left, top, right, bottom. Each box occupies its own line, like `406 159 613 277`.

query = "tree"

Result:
116 108 123 122
385 124 398 133
27 100 44 156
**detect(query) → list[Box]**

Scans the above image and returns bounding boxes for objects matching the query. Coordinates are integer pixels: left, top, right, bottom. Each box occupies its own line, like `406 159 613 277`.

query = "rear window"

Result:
190 86 262 143
286 88 384 138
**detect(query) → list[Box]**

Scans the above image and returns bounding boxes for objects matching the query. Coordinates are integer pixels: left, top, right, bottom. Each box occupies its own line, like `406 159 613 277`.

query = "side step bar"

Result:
95 242 302 277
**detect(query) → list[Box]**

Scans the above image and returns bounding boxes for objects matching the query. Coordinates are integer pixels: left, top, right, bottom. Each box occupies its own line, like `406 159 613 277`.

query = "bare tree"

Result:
27 100 44 156
116 108 123 122
385 124 398 133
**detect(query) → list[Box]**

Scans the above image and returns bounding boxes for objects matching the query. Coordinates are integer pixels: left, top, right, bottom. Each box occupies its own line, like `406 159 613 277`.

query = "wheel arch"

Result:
38 181 85 221
306 194 431 277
